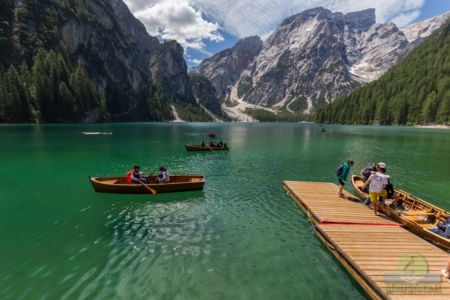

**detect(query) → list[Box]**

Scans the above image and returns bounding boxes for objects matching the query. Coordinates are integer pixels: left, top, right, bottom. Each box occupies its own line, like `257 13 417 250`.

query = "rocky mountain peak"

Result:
196 35 263 98
150 40 195 104
401 11 450 43
344 8 376 31
204 7 448 120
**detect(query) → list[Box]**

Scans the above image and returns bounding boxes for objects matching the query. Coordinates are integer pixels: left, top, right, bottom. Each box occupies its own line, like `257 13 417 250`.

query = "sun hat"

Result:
378 162 386 169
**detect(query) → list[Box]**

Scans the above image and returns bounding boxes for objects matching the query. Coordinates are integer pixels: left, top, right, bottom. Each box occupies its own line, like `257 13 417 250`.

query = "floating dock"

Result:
283 181 450 300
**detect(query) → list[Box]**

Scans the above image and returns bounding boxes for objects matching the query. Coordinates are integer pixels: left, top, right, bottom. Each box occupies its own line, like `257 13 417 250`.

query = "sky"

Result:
124 0 450 67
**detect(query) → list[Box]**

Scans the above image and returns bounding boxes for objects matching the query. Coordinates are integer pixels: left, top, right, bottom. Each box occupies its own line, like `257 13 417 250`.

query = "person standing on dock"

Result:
362 162 389 216
336 160 354 198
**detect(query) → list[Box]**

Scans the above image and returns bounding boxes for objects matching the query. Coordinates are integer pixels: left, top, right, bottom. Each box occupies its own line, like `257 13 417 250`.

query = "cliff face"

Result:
150 41 196 105
197 7 448 118
316 18 450 125
196 36 263 99
0 0 201 122
233 8 412 112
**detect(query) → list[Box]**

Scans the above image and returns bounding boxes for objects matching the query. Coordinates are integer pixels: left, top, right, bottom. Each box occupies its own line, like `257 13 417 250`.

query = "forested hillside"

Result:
0 0 214 123
316 19 450 125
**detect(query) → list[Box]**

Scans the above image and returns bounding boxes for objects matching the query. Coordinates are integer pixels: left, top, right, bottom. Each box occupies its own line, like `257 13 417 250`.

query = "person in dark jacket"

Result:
361 162 376 183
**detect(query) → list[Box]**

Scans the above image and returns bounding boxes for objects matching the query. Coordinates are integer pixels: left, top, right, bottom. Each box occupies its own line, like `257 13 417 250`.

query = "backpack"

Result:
385 183 395 198
336 164 344 176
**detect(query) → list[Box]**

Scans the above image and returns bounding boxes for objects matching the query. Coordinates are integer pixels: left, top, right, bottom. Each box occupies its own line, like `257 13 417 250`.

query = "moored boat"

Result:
208 131 216 138
89 175 204 194
185 144 229 151
352 175 450 251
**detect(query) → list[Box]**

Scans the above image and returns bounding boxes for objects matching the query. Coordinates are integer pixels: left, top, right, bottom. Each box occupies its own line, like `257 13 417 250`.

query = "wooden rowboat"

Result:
89 175 204 194
185 144 229 151
352 175 450 251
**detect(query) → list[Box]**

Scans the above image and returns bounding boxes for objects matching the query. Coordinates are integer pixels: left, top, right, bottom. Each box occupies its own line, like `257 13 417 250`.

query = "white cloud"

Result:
188 58 203 65
125 0 223 51
191 0 425 37
125 0 426 47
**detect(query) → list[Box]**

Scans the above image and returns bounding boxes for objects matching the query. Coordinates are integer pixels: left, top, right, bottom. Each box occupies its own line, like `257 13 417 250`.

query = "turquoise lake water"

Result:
0 123 449 299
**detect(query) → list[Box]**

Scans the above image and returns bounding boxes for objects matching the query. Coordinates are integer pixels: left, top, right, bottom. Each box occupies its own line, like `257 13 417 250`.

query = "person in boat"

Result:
336 160 354 198
223 142 228 148
361 162 376 183
201 141 205 147
430 216 450 237
362 162 389 216
155 166 170 183
209 141 216 147
126 165 149 184
218 140 224 147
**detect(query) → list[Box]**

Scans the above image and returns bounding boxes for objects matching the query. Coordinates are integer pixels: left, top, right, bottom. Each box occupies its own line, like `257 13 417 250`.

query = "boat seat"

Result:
404 215 429 223
421 223 436 229
401 210 433 216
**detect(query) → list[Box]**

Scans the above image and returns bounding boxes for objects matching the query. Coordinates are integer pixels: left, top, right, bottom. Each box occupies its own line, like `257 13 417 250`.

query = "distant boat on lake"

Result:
82 132 112 135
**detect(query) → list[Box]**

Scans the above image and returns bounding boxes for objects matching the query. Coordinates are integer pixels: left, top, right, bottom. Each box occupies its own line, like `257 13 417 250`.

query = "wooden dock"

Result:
283 181 450 300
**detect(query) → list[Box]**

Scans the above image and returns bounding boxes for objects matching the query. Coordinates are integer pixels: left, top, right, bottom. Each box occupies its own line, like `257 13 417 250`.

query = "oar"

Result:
207 145 216 153
137 178 157 195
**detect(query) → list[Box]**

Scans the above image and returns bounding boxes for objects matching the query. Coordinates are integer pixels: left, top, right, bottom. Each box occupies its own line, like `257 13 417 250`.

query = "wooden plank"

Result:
317 224 450 300
283 181 450 300
283 181 397 225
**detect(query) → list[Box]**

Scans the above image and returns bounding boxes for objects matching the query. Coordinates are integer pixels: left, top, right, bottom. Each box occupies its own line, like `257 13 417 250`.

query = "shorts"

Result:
369 190 387 203
338 179 345 186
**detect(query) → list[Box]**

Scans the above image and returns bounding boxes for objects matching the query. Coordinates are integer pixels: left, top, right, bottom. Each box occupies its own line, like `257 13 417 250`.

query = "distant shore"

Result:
414 124 449 129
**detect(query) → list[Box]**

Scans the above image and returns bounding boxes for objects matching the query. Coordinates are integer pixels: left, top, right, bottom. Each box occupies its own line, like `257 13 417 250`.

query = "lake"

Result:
0 123 449 299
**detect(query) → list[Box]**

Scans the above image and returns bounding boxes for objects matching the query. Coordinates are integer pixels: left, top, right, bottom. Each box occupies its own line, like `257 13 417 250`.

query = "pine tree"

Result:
421 91 438 124
436 91 450 125
316 18 450 125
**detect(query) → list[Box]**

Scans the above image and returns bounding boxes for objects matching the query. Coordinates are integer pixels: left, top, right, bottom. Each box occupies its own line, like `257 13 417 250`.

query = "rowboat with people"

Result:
89 175 204 194
352 175 450 251
185 144 229 151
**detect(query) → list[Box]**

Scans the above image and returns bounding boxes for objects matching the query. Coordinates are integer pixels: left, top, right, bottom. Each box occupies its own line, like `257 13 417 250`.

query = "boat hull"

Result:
89 175 204 194
352 175 450 251
185 144 229 151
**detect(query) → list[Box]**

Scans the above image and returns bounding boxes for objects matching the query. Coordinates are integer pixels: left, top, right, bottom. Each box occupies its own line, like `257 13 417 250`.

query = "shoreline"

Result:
413 124 449 129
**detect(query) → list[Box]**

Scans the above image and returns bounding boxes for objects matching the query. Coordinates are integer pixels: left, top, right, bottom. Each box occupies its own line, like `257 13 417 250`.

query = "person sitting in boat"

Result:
155 166 170 183
430 216 450 238
362 162 389 215
223 143 228 148
361 162 376 183
218 141 224 147
126 165 149 184
201 141 205 147
209 141 216 147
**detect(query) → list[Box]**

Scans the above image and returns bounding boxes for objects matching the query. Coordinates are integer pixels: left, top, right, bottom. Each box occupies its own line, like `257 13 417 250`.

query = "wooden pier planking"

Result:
283 181 450 300
283 181 397 225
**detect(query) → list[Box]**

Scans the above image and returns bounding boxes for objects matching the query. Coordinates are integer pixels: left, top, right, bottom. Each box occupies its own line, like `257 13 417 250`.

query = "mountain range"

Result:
316 17 450 125
196 8 450 121
0 1 448 123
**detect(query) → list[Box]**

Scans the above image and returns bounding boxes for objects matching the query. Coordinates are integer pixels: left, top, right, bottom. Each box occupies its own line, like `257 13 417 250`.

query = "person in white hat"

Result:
362 162 389 215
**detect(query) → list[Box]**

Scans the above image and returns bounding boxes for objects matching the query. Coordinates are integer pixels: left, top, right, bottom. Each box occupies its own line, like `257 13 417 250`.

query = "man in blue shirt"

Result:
337 160 354 198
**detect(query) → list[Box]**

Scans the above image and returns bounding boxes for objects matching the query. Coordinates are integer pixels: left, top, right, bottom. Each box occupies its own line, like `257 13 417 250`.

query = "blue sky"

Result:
125 0 450 67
